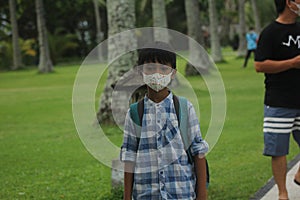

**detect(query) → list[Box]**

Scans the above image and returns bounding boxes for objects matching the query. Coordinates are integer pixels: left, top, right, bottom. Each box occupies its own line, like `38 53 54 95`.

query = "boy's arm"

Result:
194 156 207 200
121 110 138 200
124 161 134 200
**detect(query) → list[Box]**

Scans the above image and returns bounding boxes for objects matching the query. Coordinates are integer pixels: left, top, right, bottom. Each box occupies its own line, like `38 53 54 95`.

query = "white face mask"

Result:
143 72 173 92
290 1 300 16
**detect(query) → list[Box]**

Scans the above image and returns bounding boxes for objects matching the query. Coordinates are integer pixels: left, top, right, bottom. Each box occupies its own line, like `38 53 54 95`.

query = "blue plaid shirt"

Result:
120 92 209 200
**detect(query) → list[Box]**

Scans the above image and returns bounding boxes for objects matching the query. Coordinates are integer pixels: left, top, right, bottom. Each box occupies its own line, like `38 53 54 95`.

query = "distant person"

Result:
254 0 300 199
120 41 209 200
243 27 258 68
231 33 239 51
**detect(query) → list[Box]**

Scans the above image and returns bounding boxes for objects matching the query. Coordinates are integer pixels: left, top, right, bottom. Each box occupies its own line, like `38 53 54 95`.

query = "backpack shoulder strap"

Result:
130 102 139 125
178 96 188 136
175 95 210 187
129 99 144 125
173 95 193 163
137 99 144 126
173 95 180 126
129 99 144 138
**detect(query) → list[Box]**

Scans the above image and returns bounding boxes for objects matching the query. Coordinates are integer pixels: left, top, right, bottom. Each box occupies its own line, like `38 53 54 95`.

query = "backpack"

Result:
129 95 209 187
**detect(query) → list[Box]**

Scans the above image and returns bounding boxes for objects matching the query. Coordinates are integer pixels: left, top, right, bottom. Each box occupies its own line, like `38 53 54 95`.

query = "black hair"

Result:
274 0 293 14
137 41 176 69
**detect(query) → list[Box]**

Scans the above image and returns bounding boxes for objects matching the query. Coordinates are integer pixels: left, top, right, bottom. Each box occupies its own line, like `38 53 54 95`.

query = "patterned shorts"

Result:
263 105 300 156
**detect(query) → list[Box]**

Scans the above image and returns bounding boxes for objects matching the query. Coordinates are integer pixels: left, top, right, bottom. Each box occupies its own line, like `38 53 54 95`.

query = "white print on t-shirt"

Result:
282 35 300 48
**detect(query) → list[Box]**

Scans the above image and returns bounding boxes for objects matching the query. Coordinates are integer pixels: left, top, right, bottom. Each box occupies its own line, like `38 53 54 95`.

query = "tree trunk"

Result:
208 0 223 62
9 0 23 70
152 0 169 42
97 0 137 124
35 0 53 73
237 0 247 57
221 0 236 46
93 0 104 43
184 0 208 75
93 0 104 61
251 0 261 33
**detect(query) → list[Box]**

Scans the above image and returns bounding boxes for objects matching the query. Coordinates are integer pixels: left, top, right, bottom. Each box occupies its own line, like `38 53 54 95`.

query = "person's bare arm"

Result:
194 156 207 200
123 162 134 200
255 55 300 73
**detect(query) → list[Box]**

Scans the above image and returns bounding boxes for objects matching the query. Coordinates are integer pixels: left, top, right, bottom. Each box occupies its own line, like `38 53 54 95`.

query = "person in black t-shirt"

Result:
255 0 300 199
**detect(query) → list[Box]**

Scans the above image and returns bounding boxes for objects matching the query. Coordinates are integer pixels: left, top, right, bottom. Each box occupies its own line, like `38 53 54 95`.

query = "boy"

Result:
120 41 209 200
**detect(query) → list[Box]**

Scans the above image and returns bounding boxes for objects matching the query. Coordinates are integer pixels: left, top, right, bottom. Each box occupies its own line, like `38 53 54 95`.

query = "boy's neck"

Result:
147 88 170 103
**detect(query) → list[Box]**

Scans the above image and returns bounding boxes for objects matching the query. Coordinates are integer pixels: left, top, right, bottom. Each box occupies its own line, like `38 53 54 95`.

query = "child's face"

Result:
139 62 176 92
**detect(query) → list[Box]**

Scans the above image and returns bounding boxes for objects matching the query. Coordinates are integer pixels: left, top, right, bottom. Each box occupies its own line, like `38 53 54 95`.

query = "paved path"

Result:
251 154 300 200
261 160 300 200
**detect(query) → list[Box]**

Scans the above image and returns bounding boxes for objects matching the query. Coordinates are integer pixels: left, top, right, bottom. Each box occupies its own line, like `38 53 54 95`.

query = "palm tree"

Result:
97 0 137 124
93 0 104 61
93 0 104 43
35 0 53 73
221 0 237 47
251 0 261 33
237 0 247 57
208 0 223 62
9 0 23 70
184 0 207 75
152 0 169 42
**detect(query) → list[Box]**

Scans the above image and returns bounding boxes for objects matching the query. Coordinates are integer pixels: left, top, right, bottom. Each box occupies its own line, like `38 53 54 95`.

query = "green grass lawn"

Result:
0 51 298 199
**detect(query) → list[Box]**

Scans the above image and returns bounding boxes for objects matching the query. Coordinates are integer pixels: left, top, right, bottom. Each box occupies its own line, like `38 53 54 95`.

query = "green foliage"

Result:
0 40 13 70
0 38 38 70
48 29 79 64
257 0 277 28
245 1 255 28
1 0 279 64
20 38 37 66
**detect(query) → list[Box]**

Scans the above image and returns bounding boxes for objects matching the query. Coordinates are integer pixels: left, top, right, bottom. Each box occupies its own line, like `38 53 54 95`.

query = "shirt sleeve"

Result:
187 101 209 156
120 109 138 162
255 28 273 62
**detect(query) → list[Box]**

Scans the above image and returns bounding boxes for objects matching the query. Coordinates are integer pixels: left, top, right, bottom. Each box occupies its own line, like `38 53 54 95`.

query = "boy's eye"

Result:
142 64 172 74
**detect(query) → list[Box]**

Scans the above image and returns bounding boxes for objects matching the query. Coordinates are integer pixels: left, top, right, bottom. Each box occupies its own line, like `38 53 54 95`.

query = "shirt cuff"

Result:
120 148 136 163
191 136 209 156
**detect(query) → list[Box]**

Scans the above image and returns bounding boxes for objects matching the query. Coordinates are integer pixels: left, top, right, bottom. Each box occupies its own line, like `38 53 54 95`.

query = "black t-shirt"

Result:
255 21 300 109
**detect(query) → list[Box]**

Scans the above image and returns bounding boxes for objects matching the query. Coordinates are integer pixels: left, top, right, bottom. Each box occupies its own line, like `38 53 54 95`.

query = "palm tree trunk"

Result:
237 0 247 57
208 0 223 62
9 0 23 70
184 0 208 75
97 0 137 124
152 0 169 42
251 0 261 33
222 0 236 46
35 0 53 73
93 0 104 61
